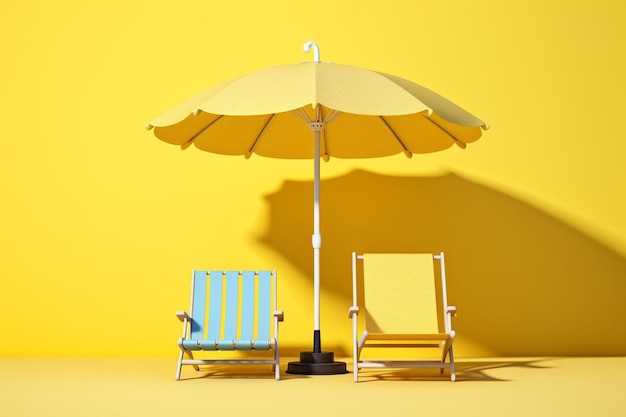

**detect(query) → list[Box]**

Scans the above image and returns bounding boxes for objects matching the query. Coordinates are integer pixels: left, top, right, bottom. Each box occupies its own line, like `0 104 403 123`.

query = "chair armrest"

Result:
274 310 285 322
446 306 457 316
176 311 191 322
348 306 359 318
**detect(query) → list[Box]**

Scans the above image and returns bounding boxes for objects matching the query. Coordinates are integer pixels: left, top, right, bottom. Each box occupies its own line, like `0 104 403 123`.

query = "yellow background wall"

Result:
1 0 625 357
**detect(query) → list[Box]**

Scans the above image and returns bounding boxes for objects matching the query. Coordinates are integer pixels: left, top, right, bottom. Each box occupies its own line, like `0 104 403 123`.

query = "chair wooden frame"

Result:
175 269 284 380
349 252 457 382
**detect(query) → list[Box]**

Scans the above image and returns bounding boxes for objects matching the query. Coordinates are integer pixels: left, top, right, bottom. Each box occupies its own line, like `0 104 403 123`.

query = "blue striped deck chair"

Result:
349 252 457 382
175 269 284 380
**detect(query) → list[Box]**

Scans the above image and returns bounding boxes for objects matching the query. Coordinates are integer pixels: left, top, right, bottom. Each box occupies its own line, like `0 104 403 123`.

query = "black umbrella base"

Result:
286 351 348 375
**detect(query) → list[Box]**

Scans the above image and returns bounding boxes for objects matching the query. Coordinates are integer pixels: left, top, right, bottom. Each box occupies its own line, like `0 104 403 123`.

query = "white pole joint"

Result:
312 233 322 249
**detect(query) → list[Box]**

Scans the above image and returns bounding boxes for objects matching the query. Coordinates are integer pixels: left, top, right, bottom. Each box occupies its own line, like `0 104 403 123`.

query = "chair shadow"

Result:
177 364 280 381
258 169 626 356
354 358 552 383
177 358 551 382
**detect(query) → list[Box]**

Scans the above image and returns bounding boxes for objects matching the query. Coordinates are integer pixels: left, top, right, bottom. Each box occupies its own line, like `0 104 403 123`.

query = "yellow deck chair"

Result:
175 269 284 380
348 252 457 382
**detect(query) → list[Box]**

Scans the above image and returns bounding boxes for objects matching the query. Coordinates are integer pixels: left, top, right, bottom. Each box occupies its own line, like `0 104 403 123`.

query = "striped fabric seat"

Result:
175 270 284 380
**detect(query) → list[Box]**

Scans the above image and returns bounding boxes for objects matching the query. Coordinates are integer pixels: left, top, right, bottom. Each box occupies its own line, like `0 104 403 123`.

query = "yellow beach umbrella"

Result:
146 41 489 374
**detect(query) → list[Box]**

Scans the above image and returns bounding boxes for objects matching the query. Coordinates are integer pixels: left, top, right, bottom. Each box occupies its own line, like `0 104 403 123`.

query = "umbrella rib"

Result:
422 114 468 149
292 108 312 123
324 110 342 125
379 116 413 158
245 114 275 158
320 128 330 161
182 114 224 149
321 110 341 161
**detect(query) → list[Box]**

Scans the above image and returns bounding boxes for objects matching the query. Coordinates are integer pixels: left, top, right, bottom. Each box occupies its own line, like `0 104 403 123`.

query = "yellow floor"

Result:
1 357 624 416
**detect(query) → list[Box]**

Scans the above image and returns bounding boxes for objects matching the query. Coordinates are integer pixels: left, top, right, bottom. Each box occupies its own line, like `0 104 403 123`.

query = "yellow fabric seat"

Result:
349 252 457 381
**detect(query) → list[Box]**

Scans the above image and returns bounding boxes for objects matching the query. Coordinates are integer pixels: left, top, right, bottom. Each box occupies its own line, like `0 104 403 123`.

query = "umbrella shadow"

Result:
258 169 626 356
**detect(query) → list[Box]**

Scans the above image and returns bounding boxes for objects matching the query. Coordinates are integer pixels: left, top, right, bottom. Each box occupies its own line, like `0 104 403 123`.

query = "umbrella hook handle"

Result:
303 41 321 62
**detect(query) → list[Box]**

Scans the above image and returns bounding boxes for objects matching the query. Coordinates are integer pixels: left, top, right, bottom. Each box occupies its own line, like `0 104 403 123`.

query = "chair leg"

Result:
449 347 456 382
439 343 456 381
186 350 200 371
274 348 280 380
352 319 360 382
176 349 200 380
353 341 359 382
175 349 184 380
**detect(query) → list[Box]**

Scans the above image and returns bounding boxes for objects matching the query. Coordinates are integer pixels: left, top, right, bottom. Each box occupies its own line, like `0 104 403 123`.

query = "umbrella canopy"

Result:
146 42 489 374
148 50 488 159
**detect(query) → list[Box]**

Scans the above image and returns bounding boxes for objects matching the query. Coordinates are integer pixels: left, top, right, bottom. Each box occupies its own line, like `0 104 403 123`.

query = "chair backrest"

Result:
188 270 275 342
360 253 448 334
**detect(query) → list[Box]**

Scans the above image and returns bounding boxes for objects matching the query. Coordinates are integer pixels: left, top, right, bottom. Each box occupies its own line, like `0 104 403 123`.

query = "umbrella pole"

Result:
287 125 347 375
313 128 321 354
